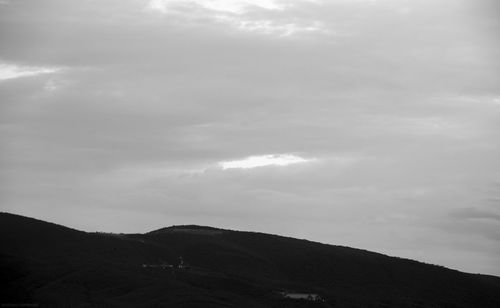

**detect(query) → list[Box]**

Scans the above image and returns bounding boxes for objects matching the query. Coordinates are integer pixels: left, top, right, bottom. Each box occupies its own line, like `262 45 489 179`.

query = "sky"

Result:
1 0 499 276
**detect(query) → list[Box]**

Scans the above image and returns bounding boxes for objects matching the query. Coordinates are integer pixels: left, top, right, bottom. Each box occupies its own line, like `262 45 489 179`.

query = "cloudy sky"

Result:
1 0 499 275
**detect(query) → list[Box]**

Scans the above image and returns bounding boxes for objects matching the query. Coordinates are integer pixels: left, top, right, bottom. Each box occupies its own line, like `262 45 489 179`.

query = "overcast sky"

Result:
1 0 499 275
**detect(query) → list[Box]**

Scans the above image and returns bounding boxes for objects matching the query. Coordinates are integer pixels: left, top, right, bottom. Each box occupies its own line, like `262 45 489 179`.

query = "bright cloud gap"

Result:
219 154 313 170
0 62 60 81
146 0 325 37
148 0 285 14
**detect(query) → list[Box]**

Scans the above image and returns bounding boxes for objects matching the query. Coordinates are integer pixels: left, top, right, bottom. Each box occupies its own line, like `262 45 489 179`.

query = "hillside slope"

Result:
1 212 499 307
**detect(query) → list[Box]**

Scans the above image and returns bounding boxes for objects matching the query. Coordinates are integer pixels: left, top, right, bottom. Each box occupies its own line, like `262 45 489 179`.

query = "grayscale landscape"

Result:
1 0 499 307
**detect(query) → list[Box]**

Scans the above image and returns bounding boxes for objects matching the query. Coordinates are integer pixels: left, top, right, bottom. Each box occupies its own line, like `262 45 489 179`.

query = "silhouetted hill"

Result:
1 212 499 307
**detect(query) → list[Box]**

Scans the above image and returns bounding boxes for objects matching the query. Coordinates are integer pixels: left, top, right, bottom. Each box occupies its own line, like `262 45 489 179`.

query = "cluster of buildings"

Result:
280 291 324 302
141 257 187 270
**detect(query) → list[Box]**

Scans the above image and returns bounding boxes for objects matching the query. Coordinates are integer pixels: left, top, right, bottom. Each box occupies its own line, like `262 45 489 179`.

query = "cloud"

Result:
145 0 326 36
219 154 313 170
215 16 326 36
147 0 285 14
0 62 61 81
450 207 500 222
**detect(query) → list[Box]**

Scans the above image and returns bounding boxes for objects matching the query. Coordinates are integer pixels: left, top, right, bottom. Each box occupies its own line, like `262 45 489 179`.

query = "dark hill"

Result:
1 212 499 307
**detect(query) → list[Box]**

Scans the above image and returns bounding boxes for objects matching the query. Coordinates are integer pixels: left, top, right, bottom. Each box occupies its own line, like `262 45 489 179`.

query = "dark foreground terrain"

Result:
1 212 499 307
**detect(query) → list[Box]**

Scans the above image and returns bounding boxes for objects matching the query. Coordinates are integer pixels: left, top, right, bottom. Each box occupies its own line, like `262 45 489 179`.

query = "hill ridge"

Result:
1 212 500 307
